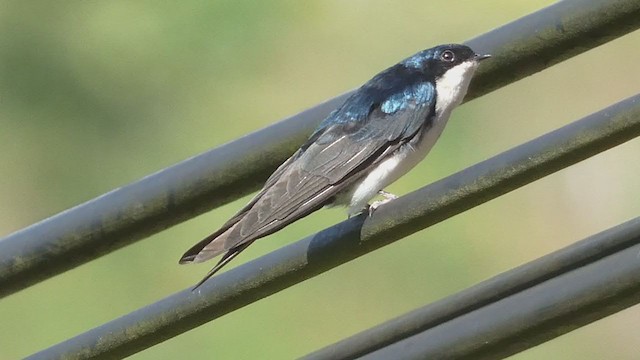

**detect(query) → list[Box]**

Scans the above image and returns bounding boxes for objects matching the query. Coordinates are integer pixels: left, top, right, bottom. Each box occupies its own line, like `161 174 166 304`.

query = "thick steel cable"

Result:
27 93 640 359
305 217 640 360
1 0 639 298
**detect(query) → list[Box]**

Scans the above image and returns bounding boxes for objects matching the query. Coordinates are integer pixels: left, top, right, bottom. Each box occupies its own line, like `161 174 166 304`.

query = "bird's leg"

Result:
367 190 399 216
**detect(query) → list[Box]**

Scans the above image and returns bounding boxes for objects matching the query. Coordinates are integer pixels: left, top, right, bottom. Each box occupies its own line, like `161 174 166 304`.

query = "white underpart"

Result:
347 60 479 215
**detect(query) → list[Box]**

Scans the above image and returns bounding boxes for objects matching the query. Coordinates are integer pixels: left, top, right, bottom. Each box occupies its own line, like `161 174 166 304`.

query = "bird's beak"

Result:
475 53 492 62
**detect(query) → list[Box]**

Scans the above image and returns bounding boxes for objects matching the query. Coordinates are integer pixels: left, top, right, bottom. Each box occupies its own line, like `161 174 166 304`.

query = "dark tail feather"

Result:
179 226 231 264
191 241 254 291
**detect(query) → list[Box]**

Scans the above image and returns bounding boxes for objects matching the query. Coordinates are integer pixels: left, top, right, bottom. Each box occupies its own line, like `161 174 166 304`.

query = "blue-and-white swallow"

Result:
180 44 490 288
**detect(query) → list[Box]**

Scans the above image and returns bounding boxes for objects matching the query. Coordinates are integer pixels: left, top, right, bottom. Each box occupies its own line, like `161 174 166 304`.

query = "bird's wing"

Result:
178 150 302 264
180 82 436 265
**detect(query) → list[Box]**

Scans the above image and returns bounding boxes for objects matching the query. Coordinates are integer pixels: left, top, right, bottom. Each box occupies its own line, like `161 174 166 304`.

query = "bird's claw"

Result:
367 190 399 216
378 190 399 201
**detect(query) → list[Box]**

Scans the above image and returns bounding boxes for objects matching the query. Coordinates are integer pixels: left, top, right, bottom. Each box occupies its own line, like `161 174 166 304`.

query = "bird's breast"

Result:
345 113 450 214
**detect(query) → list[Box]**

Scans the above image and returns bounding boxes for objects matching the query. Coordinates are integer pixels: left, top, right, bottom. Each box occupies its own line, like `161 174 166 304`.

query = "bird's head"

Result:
402 44 490 113
403 44 490 80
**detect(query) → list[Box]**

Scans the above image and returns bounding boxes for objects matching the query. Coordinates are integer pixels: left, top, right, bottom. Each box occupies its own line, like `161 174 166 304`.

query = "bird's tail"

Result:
190 241 254 290
179 222 240 264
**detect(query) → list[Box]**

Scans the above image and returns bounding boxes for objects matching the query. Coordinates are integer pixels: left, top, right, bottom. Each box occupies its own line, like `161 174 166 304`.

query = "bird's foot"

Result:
378 190 399 201
367 190 399 216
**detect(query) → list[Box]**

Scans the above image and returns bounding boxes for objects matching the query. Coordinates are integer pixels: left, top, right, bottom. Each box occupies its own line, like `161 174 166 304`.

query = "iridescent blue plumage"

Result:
401 48 436 69
381 83 434 114
307 60 437 147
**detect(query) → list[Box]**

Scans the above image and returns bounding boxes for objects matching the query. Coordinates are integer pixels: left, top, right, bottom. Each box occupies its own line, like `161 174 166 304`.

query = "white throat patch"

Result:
434 60 478 115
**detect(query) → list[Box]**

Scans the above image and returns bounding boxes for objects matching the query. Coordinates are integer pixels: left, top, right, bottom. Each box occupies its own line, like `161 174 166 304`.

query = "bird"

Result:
180 44 490 289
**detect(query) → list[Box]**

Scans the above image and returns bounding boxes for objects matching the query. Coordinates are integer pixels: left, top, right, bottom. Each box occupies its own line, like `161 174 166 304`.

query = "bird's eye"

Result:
441 50 455 62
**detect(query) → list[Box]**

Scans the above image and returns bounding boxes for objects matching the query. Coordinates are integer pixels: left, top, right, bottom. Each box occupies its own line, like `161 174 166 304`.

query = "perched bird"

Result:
180 44 490 288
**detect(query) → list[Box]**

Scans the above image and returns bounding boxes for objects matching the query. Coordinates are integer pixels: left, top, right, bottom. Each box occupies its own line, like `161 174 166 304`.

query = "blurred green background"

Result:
1 1 639 359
